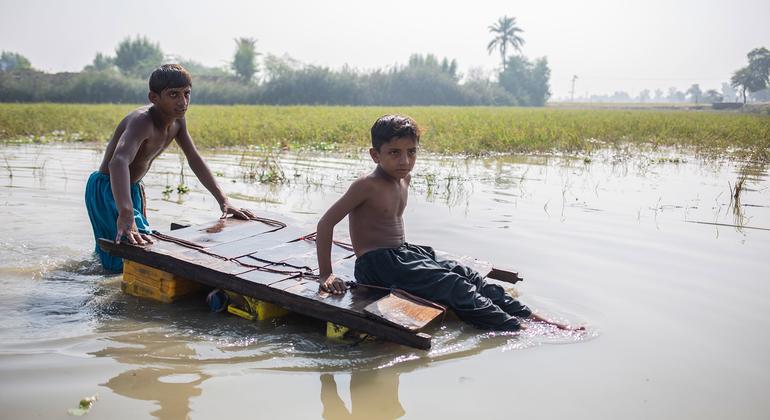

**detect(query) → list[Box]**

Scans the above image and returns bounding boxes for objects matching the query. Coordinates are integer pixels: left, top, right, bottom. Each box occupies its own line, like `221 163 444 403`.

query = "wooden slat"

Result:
161 218 281 247
236 268 292 286
279 280 389 313
364 293 443 331
487 267 524 284
206 226 307 259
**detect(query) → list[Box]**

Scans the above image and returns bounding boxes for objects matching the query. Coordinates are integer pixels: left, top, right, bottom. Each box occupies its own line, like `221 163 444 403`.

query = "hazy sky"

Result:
1 0 768 99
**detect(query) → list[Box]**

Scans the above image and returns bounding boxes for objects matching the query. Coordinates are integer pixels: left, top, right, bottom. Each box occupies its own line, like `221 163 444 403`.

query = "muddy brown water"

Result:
0 143 768 419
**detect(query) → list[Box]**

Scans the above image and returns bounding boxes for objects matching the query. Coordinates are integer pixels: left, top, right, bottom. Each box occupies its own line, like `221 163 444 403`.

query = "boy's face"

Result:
370 136 418 179
149 86 191 119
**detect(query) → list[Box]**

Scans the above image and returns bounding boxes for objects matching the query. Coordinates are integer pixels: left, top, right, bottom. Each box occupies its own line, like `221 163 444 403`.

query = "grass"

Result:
0 103 768 159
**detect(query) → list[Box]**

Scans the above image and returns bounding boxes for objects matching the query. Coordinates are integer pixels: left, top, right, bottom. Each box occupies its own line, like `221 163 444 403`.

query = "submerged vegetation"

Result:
0 103 768 159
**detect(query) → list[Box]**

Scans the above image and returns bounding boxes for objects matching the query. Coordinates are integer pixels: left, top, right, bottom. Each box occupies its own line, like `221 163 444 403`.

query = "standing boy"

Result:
316 115 578 331
86 64 253 272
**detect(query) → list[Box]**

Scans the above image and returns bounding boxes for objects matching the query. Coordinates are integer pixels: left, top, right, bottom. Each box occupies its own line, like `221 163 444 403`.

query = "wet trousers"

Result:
354 243 531 331
84 171 151 272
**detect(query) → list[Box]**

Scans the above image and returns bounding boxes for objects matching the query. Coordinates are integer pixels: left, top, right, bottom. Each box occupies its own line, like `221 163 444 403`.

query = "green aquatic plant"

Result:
2 153 12 178
239 151 286 184
67 394 98 416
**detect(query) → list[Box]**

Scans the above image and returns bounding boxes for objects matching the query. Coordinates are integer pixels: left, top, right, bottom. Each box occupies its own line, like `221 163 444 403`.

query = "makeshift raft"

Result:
99 216 523 350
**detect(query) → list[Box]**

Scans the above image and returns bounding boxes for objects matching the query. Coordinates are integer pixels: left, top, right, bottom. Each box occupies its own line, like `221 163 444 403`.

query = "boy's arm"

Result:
317 178 370 295
175 119 253 220
108 120 154 245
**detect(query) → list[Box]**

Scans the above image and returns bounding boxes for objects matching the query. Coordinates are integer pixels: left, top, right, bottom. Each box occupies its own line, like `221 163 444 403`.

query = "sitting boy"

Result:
316 115 578 331
85 64 254 272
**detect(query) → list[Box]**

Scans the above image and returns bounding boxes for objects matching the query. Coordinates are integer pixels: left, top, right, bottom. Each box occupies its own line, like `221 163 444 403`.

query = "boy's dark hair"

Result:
149 64 192 94
371 114 421 150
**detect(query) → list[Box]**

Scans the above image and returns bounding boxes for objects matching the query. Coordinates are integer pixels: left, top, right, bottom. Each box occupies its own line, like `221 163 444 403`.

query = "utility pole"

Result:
570 75 578 102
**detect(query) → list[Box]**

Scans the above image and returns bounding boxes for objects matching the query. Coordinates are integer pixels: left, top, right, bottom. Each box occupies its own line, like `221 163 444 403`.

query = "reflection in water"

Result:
104 367 208 420
321 370 404 420
92 330 210 420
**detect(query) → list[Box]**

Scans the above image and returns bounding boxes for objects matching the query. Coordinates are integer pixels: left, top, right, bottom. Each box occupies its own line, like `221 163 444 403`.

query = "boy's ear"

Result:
369 147 380 163
148 91 160 104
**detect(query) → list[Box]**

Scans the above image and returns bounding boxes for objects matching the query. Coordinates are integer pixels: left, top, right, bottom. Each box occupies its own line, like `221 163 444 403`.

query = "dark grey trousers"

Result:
354 243 531 331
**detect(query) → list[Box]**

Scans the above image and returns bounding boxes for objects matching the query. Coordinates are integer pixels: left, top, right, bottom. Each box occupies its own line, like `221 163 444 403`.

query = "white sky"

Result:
1 0 768 99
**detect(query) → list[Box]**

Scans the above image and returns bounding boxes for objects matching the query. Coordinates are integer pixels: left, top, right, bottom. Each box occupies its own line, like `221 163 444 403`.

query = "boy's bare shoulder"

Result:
119 106 155 133
347 173 379 193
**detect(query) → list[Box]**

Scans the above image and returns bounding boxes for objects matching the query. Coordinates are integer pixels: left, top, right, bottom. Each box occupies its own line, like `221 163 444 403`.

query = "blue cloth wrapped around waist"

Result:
84 171 151 272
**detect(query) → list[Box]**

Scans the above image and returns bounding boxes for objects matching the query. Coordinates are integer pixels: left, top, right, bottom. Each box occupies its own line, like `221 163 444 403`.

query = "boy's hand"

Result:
220 200 256 220
319 274 347 295
115 212 154 245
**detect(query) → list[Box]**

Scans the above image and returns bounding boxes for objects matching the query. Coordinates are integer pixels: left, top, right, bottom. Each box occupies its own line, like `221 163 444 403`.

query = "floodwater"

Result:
1 143 769 419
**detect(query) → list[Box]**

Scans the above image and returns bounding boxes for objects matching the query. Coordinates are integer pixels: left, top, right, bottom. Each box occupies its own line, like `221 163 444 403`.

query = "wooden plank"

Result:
161 218 281 247
364 293 443 331
205 226 307 259
253 240 351 266
236 267 293 286
100 238 432 349
279 280 388 313
487 267 524 284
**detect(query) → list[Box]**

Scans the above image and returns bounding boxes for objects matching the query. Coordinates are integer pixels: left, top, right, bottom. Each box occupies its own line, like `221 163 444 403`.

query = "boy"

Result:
316 115 578 331
85 64 254 272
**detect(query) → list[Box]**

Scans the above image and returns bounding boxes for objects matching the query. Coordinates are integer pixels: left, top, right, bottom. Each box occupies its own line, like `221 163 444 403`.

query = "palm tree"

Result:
487 16 525 71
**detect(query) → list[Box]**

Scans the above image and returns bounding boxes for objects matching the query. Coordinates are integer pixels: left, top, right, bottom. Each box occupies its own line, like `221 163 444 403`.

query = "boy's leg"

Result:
84 173 152 272
355 245 522 331
437 258 532 318
130 181 151 234
84 172 123 272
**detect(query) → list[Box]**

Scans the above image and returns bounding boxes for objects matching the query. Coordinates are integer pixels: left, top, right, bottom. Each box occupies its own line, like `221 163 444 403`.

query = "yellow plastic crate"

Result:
121 279 176 303
326 322 350 339
122 260 203 302
224 291 290 321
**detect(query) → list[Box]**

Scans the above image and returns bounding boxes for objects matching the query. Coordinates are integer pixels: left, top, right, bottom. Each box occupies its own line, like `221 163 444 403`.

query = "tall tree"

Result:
232 37 259 83
498 55 550 106
702 89 723 103
747 47 770 90
0 51 32 72
730 47 770 104
731 67 753 104
114 36 163 78
84 53 114 72
487 16 525 71
686 84 702 104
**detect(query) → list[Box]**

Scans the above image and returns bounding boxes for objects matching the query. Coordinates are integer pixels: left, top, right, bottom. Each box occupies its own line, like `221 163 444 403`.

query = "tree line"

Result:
0 17 551 106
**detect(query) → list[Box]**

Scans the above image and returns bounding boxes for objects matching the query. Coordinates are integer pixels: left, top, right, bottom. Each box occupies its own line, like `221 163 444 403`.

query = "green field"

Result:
1 103 768 158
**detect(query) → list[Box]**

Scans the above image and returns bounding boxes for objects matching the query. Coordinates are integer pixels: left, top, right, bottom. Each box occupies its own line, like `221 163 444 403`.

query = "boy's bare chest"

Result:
138 127 176 161
366 184 408 217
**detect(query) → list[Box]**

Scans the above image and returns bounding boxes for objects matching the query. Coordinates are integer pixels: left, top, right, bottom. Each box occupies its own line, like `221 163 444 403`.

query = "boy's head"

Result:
369 115 420 179
148 64 192 118
370 114 421 151
149 64 192 94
